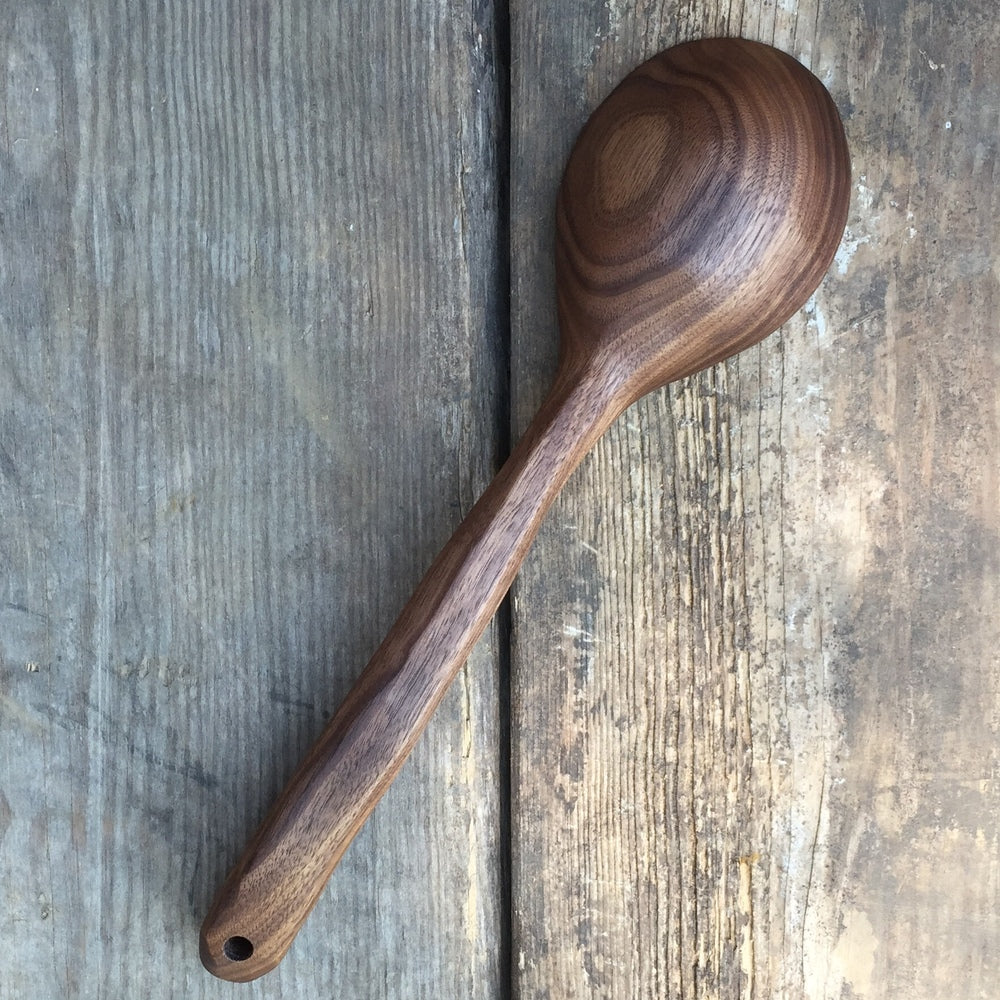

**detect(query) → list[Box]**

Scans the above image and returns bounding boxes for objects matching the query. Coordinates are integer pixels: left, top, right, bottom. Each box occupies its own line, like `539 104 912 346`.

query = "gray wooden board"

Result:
1 1 505 996
510 0 1000 998
4 0 1000 997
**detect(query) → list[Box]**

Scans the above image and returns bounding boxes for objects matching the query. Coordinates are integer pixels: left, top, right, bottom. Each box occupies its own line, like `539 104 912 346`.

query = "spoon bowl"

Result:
201 37 850 981
555 37 849 400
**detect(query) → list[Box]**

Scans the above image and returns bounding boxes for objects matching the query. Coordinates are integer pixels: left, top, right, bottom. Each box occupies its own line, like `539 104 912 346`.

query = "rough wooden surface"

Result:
3 0 1000 997
510 1 1000 999
0 1 504 996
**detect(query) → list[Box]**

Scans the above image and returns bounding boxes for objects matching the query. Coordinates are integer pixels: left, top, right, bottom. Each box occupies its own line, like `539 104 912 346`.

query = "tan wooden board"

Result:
510 1 1000 998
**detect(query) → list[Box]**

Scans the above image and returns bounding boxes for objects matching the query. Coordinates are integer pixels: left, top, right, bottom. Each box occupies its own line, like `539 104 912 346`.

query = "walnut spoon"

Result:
201 36 850 981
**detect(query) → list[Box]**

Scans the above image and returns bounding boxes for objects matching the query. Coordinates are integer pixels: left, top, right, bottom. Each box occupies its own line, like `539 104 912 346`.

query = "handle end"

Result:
200 928 275 983
199 865 298 982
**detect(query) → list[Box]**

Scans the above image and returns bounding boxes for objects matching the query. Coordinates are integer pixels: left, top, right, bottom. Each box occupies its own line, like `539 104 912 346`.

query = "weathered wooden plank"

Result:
0 1 505 995
510 1 1000 998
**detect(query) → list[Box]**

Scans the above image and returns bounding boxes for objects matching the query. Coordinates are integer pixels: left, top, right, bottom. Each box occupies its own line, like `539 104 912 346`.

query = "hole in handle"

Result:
223 936 255 962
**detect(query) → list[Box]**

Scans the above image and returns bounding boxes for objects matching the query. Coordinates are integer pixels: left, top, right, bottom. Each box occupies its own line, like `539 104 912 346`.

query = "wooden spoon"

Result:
200 36 850 981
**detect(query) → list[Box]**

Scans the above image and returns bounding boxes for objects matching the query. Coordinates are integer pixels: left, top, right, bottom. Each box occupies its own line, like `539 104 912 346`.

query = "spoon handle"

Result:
200 360 622 981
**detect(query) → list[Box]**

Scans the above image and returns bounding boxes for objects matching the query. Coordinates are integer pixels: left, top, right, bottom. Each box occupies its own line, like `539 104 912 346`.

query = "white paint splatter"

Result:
919 48 944 71
834 177 879 274
855 175 876 214
605 0 624 39
803 295 829 346
835 229 872 275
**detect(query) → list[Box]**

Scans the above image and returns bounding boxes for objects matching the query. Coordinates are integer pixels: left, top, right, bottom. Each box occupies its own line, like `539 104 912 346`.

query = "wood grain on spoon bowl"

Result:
556 37 850 403
200 37 849 982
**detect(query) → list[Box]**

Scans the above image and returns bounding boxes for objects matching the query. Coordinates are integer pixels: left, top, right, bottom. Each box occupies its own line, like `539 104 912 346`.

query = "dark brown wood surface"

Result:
3 0 1000 997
